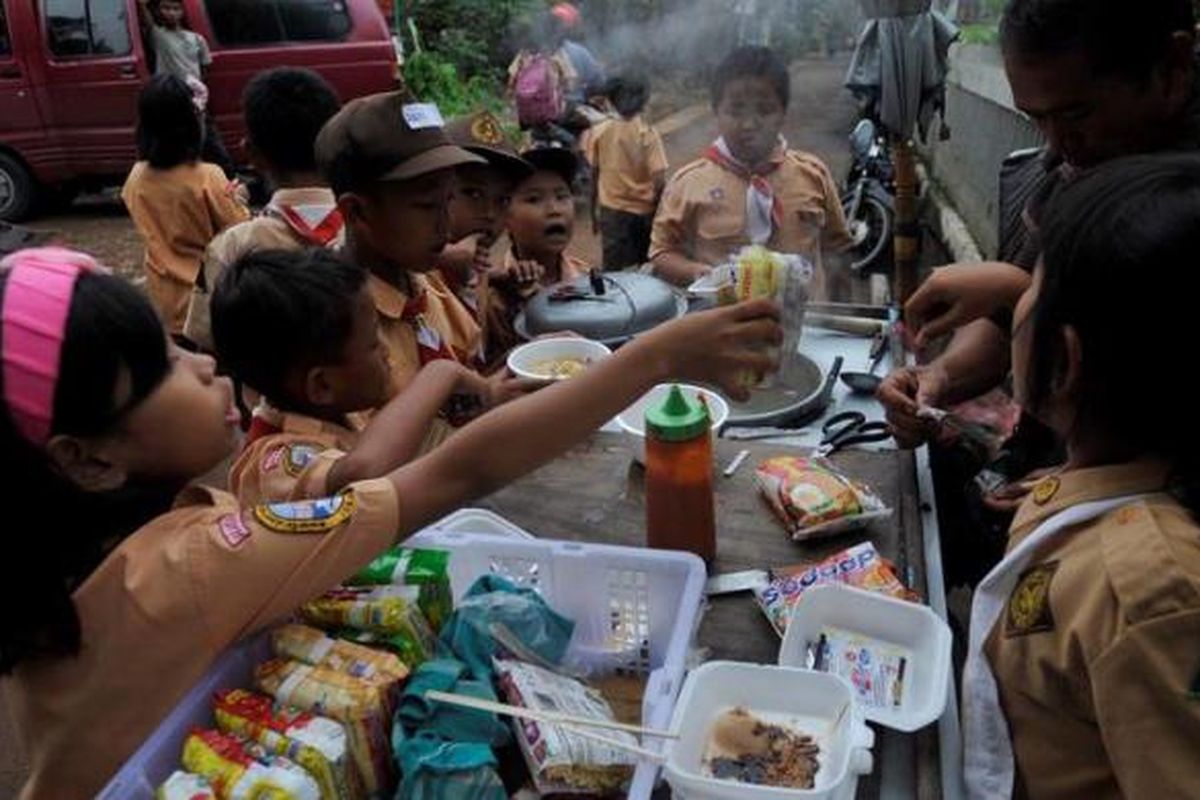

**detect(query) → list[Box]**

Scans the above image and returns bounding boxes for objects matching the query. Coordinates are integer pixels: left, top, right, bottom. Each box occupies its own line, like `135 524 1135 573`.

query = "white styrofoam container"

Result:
778 584 952 733
664 662 874 800
506 337 612 381
103 517 706 800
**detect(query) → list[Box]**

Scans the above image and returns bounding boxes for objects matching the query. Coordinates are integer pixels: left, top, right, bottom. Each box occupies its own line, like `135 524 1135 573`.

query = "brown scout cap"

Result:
444 111 534 178
315 91 485 190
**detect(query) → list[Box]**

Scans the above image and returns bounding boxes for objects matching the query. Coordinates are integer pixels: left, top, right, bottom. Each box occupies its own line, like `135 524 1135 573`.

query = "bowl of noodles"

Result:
507 337 613 382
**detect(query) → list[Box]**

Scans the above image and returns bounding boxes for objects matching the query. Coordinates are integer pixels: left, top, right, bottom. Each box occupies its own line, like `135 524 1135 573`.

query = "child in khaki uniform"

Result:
212 248 487 506
585 73 668 269
0 246 781 799
650 47 852 297
961 155 1200 799
316 93 532 410
485 144 591 361
122 76 249 334
184 67 344 352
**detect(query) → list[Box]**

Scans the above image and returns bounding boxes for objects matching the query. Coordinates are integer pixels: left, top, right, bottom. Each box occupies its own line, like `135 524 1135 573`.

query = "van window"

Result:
44 0 133 58
0 4 11 56
205 0 352 46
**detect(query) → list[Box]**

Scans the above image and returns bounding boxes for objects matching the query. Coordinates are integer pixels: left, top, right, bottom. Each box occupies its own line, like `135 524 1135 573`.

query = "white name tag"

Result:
402 103 445 130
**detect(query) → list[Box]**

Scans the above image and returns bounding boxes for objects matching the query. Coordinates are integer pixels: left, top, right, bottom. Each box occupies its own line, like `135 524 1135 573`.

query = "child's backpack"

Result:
514 53 565 127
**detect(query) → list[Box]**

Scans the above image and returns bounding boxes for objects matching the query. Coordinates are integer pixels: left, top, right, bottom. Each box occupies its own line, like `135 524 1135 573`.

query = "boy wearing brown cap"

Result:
437 110 533 319
317 93 527 410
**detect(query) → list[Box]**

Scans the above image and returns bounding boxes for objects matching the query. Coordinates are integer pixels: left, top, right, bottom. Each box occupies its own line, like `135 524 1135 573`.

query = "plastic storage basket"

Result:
101 513 706 800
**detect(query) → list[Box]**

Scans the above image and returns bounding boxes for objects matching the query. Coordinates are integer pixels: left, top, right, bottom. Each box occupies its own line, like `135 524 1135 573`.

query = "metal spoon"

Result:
840 332 888 395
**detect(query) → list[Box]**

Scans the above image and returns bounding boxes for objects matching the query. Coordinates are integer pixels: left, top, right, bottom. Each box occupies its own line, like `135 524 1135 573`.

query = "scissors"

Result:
817 411 892 456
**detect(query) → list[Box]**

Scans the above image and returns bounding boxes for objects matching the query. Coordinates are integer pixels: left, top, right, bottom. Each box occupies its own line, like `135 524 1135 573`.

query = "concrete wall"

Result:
919 44 1042 258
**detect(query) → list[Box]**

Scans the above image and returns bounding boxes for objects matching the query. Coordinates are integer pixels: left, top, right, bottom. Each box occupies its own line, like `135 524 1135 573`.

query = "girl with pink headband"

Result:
0 246 781 797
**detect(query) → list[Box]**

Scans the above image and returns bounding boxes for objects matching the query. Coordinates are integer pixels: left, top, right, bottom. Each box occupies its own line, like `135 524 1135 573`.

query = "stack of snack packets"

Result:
300 585 436 668
271 624 409 710
347 547 453 632
255 659 395 796
181 728 321 800
754 541 918 637
213 688 365 800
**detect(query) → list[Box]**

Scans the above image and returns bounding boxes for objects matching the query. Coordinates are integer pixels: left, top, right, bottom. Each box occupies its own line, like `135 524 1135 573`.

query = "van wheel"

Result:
0 153 37 222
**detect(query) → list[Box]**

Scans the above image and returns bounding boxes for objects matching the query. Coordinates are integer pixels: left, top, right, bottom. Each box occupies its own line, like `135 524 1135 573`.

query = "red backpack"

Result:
514 53 566 127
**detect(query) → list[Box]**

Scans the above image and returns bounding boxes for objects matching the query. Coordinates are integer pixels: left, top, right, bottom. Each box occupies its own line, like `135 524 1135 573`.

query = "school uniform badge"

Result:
282 442 323 476
253 493 357 534
1005 561 1058 637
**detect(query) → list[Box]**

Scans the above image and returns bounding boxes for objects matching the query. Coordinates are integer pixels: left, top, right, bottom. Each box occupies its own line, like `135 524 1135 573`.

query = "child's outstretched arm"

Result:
389 299 781 531
325 361 486 494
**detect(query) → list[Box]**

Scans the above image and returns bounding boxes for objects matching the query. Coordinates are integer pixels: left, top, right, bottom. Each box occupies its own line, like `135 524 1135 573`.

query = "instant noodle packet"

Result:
754 541 918 637
156 770 216 800
347 547 453 631
755 456 891 540
213 688 364 800
271 624 410 687
299 585 436 667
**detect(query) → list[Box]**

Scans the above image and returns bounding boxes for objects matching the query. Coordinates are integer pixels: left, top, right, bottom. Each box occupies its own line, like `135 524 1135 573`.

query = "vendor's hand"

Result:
484 367 548 408
877 363 950 449
640 298 782 402
905 262 1031 350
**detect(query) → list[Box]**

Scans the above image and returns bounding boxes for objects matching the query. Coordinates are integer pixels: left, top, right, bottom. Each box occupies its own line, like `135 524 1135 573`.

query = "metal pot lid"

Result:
518 271 686 345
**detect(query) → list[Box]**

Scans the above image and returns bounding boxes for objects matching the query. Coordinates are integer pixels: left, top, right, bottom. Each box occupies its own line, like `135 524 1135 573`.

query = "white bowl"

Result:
665 662 874 800
506 337 612 382
615 384 730 466
778 584 952 733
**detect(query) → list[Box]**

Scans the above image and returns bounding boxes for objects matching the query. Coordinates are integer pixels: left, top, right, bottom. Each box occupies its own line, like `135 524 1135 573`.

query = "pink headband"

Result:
1 248 103 446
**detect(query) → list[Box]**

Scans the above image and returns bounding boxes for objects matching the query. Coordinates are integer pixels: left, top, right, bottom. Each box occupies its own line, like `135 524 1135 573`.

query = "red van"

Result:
0 0 398 220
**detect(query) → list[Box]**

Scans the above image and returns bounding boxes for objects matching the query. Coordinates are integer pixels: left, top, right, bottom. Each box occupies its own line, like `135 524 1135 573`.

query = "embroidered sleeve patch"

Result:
262 441 324 476
1005 561 1059 637
253 493 357 534
217 513 252 549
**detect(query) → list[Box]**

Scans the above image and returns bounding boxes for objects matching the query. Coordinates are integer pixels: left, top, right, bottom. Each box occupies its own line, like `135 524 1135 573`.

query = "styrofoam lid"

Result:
777 584 952 732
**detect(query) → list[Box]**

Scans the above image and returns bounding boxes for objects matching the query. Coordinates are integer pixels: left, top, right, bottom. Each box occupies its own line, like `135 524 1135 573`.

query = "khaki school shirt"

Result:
370 271 482 396
985 461 1200 799
650 151 853 269
4 479 399 800
585 116 668 216
185 187 343 351
121 161 249 295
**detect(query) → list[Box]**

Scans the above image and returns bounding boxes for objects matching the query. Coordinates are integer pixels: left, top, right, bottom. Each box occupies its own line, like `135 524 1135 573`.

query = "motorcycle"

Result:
841 118 896 274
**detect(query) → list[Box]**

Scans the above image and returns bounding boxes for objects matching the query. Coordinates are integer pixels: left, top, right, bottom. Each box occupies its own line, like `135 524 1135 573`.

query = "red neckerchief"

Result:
400 290 459 366
245 414 282 446
270 204 345 247
703 144 785 230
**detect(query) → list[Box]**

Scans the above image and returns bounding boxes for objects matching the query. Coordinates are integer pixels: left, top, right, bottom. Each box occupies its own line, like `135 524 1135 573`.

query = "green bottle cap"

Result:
645 385 711 442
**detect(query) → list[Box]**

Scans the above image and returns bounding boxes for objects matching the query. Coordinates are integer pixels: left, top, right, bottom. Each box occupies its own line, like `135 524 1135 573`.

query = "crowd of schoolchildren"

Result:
2 0 1200 797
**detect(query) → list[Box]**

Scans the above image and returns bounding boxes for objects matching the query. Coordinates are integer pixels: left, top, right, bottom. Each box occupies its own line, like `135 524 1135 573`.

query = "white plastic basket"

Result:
102 515 706 800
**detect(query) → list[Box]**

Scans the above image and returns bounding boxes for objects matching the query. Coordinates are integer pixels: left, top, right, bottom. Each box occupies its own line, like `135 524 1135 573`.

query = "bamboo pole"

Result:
891 136 920 304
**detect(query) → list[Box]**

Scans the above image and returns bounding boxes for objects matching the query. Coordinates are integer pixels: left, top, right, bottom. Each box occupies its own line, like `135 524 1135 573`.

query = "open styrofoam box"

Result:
103 513 705 800
664 662 874 800
778 583 952 733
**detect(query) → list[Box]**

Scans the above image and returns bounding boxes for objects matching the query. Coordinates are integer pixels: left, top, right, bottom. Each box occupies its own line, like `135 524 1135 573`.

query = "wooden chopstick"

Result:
425 689 680 741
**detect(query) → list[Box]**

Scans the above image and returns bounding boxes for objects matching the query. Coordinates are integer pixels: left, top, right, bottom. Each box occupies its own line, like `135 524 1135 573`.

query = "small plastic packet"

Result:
347 547 453 632
180 728 321 800
299 585 437 668
714 246 813 390
213 688 365 800
755 456 891 540
156 770 216 800
255 659 395 796
809 626 911 711
753 542 917 637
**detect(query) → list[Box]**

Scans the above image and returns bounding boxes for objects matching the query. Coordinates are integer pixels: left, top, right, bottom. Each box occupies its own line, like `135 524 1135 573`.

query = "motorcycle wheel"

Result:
843 194 893 274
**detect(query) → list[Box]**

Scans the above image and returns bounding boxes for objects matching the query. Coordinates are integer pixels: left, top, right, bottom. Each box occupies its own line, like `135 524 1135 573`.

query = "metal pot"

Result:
515 270 687 346
723 353 832 428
